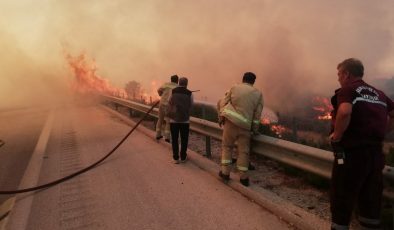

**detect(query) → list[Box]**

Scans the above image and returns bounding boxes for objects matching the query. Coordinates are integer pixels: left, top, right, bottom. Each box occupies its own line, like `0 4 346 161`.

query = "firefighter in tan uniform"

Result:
218 72 263 186
156 75 179 142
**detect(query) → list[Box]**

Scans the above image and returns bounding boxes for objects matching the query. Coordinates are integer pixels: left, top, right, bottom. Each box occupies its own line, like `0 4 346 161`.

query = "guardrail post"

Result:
114 103 119 111
129 108 133 117
153 119 157 131
204 136 212 158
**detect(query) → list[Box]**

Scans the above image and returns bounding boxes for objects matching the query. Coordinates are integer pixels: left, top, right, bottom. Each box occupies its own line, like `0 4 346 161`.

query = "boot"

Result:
240 178 249 187
248 163 256 170
218 171 230 182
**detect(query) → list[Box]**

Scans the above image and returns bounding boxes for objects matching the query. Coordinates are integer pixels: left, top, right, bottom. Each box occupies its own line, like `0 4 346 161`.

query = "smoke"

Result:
375 77 394 99
0 0 393 112
0 29 69 109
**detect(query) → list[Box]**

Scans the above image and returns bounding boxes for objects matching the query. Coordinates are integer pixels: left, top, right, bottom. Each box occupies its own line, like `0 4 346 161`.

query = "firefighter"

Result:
218 72 263 186
217 94 256 171
330 58 394 230
156 75 179 142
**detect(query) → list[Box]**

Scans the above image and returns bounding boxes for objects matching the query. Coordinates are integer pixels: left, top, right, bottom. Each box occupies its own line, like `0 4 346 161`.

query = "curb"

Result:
102 105 330 230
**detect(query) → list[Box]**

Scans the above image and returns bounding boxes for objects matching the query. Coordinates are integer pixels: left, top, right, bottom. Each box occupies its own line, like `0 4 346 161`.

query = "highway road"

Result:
0 107 50 205
3 104 292 230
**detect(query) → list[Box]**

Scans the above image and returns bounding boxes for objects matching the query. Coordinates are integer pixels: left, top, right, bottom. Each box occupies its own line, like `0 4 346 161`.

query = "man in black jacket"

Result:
167 77 194 164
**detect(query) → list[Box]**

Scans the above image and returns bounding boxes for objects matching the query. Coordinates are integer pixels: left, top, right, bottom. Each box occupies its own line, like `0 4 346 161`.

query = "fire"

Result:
260 117 288 138
65 53 127 98
261 118 271 125
260 108 288 138
271 125 287 138
312 96 333 120
149 80 161 102
137 80 161 104
65 52 161 103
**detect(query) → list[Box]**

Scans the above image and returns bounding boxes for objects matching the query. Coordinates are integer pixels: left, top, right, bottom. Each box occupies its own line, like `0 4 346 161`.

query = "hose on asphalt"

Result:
0 101 159 195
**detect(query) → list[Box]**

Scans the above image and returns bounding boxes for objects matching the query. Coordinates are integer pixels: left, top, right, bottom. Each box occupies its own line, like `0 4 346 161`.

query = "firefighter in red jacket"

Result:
330 58 394 230
217 72 263 186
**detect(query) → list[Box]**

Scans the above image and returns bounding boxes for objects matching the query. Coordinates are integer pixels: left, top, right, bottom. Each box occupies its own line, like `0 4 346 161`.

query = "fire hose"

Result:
0 101 159 195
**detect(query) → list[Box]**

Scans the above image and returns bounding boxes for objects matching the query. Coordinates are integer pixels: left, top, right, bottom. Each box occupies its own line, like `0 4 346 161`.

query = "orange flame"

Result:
149 80 161 102
261 118 271 125
65 52 127 98
138 80 161 104
312 96 333 120
65 51 162 103
260 118 288 137
271 124 287 138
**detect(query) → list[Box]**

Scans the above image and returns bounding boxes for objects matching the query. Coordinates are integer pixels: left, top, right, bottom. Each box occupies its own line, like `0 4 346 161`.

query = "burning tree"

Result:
125 80 142 100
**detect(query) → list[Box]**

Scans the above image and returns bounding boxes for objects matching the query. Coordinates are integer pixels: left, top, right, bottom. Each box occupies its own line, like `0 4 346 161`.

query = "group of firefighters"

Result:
155 58 394 230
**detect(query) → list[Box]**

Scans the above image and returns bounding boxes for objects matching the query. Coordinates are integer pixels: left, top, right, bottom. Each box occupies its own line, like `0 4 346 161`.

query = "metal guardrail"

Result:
101 95 394 185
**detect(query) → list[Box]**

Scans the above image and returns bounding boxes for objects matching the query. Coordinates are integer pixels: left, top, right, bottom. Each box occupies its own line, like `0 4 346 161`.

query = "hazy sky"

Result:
1 0 393 111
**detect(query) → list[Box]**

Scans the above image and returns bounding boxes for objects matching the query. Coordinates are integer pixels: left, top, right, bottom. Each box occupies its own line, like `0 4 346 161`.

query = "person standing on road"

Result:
167 77 194 164
156 75 179 142
217 92 256 171
330 58 394 230
218 72 263 186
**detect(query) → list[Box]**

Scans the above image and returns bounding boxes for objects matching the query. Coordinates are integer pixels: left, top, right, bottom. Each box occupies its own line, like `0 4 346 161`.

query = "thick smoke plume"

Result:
0 0 393 112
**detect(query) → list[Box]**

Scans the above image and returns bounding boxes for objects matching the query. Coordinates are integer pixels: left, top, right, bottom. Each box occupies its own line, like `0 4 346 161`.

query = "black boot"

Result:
248 163 256 170
240 178 249 187
218 171 230 182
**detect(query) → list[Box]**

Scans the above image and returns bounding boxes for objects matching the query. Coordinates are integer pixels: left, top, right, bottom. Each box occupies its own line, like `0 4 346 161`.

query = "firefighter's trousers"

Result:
330 145 384 230
221 119 251 179
156 104 170 140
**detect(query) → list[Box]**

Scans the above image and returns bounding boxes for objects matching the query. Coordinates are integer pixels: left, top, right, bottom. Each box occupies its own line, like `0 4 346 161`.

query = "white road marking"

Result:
6 109 54 230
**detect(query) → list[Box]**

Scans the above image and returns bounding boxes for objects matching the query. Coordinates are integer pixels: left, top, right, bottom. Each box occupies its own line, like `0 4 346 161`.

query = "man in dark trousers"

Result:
330 58 394 230
167 77 193 164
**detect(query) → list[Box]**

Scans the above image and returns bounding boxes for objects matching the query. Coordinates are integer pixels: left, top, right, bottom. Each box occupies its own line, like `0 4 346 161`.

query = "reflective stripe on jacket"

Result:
219 83 263 132
158 82 178 105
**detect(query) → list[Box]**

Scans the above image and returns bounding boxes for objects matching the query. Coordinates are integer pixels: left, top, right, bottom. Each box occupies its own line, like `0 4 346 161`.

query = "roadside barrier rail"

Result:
101 95 394 194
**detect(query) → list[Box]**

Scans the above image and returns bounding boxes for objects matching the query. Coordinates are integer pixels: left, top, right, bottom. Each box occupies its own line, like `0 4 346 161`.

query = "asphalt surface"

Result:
6 104 291 230
0 107 49 205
